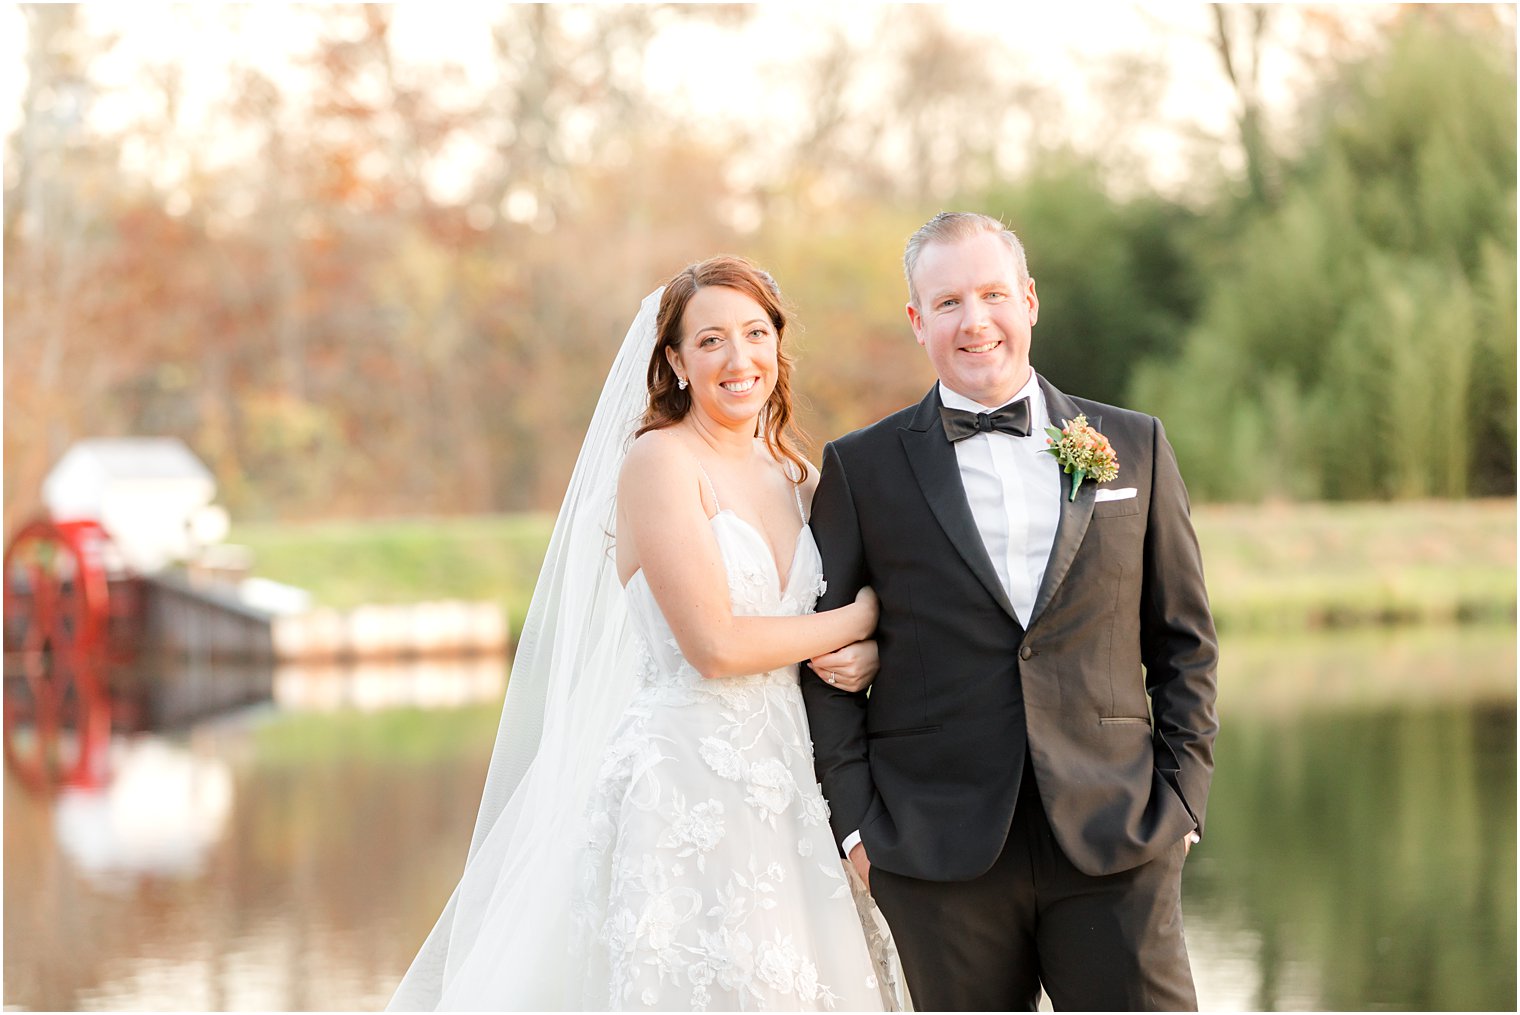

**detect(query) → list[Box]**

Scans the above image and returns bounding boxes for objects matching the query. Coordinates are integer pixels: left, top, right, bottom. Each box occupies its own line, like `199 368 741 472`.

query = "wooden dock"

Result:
138 573 508 663
119 574 508 724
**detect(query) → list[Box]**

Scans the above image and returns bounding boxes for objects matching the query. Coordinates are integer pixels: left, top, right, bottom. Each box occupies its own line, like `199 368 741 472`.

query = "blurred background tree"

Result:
3 3 1514 530
1131 8 1516 500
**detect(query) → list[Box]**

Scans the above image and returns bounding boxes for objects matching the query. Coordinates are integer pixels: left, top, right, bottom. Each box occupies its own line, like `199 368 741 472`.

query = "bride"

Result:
389 256 905 1011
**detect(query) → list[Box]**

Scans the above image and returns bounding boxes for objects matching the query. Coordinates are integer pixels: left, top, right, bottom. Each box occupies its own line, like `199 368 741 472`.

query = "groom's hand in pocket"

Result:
848 842 871 890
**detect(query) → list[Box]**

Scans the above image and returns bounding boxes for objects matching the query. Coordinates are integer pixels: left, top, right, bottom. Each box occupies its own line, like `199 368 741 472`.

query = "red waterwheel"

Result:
2 519 114 791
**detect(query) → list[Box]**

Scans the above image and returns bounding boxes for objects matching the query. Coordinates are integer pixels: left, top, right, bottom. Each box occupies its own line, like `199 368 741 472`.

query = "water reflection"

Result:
3 628 1515 1011
5 674 500 1010
1186 623 1516 1011
53 740 233 888
1187 701 1515 1011
272 656 505 712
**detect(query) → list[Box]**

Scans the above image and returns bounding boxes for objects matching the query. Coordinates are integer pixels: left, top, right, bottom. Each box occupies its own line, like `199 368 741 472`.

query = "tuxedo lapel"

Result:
899 387 1020 624
1029 377 1099 629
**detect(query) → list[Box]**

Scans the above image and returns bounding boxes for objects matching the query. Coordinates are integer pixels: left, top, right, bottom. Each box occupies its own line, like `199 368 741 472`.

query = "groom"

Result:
802 212 1219 1011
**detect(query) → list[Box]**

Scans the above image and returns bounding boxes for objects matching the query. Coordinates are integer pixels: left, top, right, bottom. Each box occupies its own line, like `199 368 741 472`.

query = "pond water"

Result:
4 625 1515 1011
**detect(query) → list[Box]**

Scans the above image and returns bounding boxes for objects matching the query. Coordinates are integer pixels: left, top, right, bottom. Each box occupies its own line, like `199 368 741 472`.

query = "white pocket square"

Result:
1094 487 1137 502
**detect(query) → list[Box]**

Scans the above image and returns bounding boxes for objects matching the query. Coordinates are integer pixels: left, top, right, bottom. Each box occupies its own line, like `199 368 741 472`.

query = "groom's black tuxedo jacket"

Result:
802 377 1219 881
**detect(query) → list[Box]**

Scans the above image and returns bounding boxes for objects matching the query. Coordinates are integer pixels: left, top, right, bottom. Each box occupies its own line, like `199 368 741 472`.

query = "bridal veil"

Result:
387 289 663 1010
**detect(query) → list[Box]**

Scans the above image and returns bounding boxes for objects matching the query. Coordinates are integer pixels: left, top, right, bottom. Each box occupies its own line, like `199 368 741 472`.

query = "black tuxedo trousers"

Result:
801 378 1219 1010
871 753 1196 1010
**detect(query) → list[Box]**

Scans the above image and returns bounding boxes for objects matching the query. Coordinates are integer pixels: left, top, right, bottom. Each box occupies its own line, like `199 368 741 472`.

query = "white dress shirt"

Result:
938 372 1062 627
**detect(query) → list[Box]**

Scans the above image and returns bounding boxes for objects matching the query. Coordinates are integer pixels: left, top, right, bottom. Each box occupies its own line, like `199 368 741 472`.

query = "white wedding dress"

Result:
571 480 902 1011
388 289 903 1012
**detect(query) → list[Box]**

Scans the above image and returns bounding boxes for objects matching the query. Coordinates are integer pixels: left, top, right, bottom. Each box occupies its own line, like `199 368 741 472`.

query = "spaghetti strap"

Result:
695 460 722 514
791 471 807 523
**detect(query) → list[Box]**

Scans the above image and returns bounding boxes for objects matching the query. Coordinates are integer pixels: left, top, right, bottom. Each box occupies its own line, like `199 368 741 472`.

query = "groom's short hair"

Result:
904 212 1031 308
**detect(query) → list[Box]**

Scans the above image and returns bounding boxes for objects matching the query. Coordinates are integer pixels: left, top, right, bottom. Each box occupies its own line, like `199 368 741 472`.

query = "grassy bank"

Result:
233 512 554 641
233 498 1516 641
1192 498 1515 631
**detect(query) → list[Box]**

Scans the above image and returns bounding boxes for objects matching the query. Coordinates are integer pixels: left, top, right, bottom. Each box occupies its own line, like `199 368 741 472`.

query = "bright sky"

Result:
1 3 1400 200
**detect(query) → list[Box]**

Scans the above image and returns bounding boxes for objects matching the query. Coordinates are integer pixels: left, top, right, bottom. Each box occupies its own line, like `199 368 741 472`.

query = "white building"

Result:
41 438 228 573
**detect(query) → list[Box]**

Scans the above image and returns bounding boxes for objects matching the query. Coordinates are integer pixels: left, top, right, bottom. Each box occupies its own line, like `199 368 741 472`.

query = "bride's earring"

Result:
677 377 688 391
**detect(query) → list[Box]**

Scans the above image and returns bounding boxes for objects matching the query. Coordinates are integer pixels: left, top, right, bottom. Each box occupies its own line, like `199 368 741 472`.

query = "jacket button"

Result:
1019 645 1034 660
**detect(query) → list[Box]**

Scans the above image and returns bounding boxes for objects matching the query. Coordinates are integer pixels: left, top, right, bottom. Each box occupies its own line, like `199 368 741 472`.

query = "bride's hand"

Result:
809 639 879 693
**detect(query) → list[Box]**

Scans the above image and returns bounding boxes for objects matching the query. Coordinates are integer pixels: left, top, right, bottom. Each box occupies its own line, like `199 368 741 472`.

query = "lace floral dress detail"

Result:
572 506 904 1012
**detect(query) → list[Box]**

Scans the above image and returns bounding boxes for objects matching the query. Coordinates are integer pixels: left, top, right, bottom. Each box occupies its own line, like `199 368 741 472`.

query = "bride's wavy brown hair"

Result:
637 256 811 483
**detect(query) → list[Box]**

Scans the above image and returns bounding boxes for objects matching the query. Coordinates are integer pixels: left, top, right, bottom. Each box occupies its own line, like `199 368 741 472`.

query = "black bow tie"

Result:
939 398 1032 442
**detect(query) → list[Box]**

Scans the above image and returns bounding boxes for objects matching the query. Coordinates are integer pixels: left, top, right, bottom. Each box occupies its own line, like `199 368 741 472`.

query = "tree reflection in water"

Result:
1186 624 1516 1012
1188 701 1515 1011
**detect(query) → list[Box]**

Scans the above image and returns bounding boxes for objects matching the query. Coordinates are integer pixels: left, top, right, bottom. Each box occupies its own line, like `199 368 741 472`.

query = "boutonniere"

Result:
1043 413 1119 502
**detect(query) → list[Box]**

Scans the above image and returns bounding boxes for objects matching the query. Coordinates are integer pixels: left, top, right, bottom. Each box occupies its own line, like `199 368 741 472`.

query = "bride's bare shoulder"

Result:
620 429 712 531
621 428 694 486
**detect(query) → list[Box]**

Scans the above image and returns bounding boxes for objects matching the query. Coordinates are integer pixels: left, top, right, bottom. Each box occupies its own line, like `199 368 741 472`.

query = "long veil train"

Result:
387 289 663 1010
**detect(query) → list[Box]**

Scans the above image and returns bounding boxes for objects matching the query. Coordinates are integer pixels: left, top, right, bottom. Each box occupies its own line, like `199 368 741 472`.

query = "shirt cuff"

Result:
841 830 862 855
